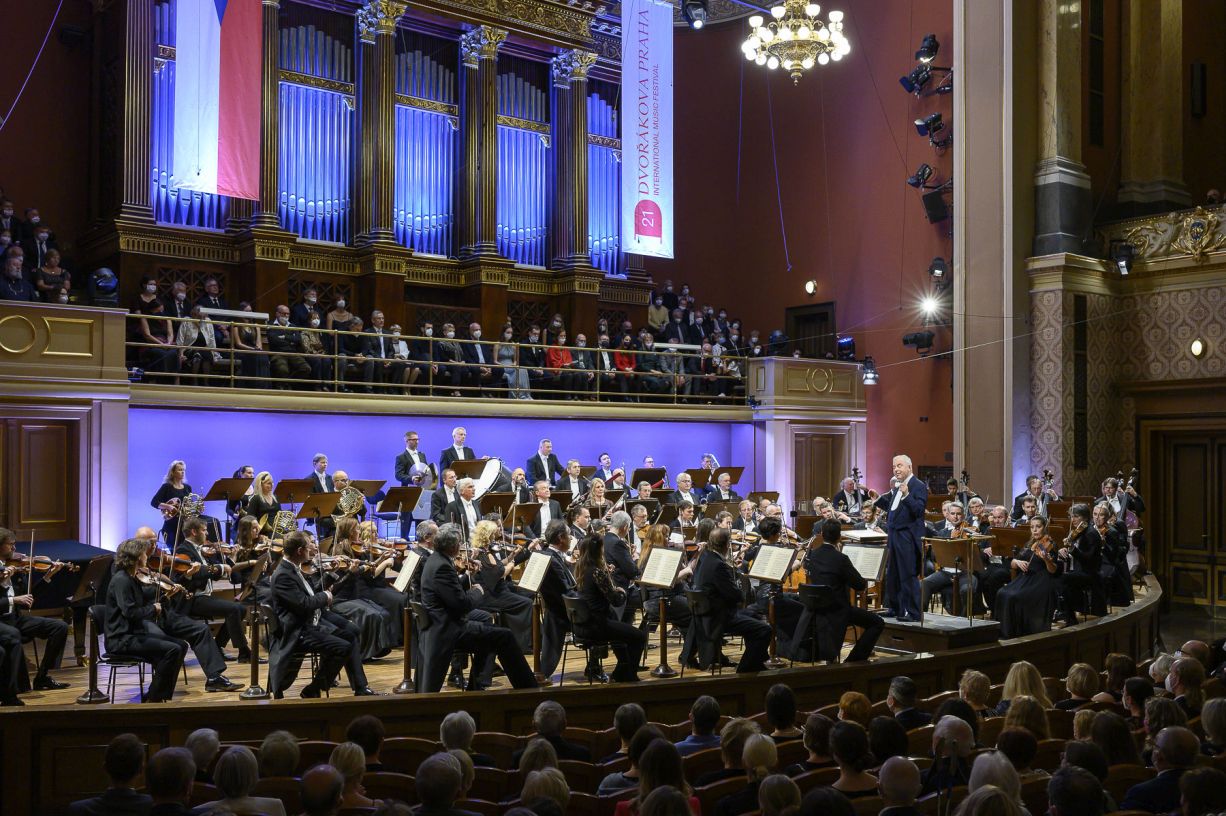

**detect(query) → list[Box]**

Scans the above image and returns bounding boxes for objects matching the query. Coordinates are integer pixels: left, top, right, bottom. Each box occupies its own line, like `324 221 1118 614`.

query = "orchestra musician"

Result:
510 468 533 504
637 522 697 668
1097 477 1145 517
0 527 70 691
1056 504 1105 625
246 472 281 537
966 497 988 533
692 527 771 673
604 512 642 625
671 473 705 506
323 518 395 660
174 517 252 662
732 500 757 534
1091 501 1133 606
945 477 975 511
443 477 483 542
630 504 650 554
268 530 377 697
526 439 565 487
395 430 434 487
151 459 193 545
817 501 852 525
104 538 188 703
431 469 460 523
793 519 884 663
670 502 698 532
231 515 275 605
993 516 1060 638
226 464 256 537
1010 474 1059 523
707 471 740 504
573 531 647 683
585 478 612 519
870 454 927 621
526 481 563 538
309 453 334 494
559 459 589 498
1012 496 1040 528
979 506 1014 607
919 503 985 615
568 506 592 542
738 516 804 658
467 520 534 652
595 453 616 484
636 481 654 501
439 426 477 472
533 520 596 681
419 523 538 692
852 504 884 532
831 477 870 518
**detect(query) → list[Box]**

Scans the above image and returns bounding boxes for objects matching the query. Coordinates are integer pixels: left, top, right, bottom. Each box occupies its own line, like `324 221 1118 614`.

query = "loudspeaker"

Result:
922 189 949 223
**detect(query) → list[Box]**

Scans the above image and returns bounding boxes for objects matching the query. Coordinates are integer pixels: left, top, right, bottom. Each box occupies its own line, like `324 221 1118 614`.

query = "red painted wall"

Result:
0 1 93 254
647 0 954 481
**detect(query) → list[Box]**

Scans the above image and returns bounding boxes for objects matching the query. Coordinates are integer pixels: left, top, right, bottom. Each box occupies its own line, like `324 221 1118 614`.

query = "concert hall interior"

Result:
2 0 1226 815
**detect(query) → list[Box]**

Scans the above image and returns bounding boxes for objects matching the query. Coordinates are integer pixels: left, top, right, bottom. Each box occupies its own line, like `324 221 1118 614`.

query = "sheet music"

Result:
841 529 888 543
748 545 795 583
517 551 552 594
641 547 684 588
668 531 684 544
843 544 886 582
392 550 421 593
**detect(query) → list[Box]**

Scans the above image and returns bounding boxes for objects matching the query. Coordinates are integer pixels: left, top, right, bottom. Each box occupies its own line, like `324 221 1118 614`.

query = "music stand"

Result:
656 504 679 528
684 469 712 490
579 466 597 479
605 489 626 506
382 487 423 514
552 490 573 509
482 492 516 523
450 460 487 480
748 491 779 505
748 545 798 669
204 478 254 506
70 555 114 604
296 493 340 527
703 501 739 517
274 479 315 506
629 468 666 490
509 503 541 535
712 466 745 486
351 479 387 499
640 546 685 677
795 516 820 539
927 536 991 622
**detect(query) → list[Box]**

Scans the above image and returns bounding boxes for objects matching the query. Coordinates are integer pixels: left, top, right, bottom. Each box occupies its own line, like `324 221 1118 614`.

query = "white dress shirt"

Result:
538 500 553 527
295 564 321 626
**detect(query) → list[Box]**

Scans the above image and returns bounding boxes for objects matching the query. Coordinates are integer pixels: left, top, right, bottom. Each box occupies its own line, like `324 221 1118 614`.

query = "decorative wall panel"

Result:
496 56 549 266
588 79 621 275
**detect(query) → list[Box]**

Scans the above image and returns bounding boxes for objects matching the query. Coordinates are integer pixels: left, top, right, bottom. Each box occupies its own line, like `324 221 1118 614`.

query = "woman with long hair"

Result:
150 459 192 544
614 739 697 816
246 471 281 538
994 515 1061 638
574 532 647 682
325 517 394 660
468 519 534 651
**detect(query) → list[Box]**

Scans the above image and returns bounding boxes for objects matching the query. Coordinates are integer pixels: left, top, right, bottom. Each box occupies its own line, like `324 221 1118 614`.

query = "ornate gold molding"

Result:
116 226 240 264
587 134 620 150
395 94 460 119
357 0 408 42
279 69 355 96
289 244 361 277
460 25 508 66
497 114 550 135
599 279 651 305
1098 205 1226 262
552 49 597 85
405 262 466 287
591 31 620 62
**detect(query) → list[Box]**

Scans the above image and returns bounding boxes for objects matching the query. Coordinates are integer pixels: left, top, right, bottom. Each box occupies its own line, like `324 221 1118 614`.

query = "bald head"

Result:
1180 640 1210 669
134 526 157 542
1154 726 1200 770
299 764 344 816
879 756 921 806
933 715 974 759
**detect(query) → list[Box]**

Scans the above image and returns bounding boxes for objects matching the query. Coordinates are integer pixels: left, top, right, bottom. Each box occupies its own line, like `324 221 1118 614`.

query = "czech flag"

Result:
173 0 262 200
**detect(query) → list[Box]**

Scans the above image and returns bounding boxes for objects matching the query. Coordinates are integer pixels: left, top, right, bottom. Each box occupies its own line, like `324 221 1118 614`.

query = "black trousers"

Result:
844 607 885 662
479 586 534 653
579 618 647 682
979 565 1012 609
112 630 188 702
299 612 367 691
0 622 23 701
725 611 772 673
1060 571 1106 623
12 614 68 678
183 594 249 654
157 611 227 679
457 622 538 689
643 592 696 664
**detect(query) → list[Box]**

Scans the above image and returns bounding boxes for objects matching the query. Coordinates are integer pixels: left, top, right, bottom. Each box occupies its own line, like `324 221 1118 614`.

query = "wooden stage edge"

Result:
5 578 1163 815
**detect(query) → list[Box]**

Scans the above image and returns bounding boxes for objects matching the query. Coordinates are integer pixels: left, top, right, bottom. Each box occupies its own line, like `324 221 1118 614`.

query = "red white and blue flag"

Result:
173 0 262 200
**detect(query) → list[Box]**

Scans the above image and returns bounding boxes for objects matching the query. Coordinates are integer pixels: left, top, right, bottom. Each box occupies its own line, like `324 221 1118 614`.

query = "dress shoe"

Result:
222 653 239 662
879 609 898 618
205 676 244 692
32 676 70 691
300 685 322 699
448 671 467 689
353 687 382 696
1 697 24 706
583 668 609 684
536 676 553 687
717 655 735 668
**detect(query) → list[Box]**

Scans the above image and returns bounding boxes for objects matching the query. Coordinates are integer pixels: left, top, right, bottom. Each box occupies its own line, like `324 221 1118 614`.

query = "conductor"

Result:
871 454 927 621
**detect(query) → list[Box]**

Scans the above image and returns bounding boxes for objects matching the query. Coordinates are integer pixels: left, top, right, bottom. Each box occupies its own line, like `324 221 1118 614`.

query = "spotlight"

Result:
915 34 940 63
860 356 879 385
1111 241 1135 277
914 112 951 147
928 257 948 280
903 331 934 354
900 63 932 95
906 163 934 188
1191 338 1205 358
837 335 856 361
682 0 708 29
920 295 939 316
803 279 817 295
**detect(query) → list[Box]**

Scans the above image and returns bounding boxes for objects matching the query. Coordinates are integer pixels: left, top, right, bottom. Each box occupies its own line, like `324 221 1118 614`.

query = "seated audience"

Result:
1003 695 1049 740
258 731 300 778
1055 663 1099 710
757 774 801 816
185 729 220 784
1167 657 1206 717
867 716 910 770
1060 741 1114 811
1072 709 1096 742
440 710 495 768
959 669 994 719
1143 697 1189 764
1122 726 1200 813
953 786 1021 816
522 767 570 813
1201 697 1226 756
329 742 380 810
448 748 475 803
346 714 387 772
838 691 873 727
516 737 560 776
995 661 1052 715
696 718 760 786
192 745 287 816
605 703 649 763
995 728 1044 780
414 753 467 815
921 716 974 796
799 787 855 816
714 733 778 816
766 683 803 742
1047 765 1105 816
967 751 1024 811
638 786 693 816
511 701 591 765
675 695 722 757
1149 653 1175 692
598 725 667 795
1123 676 1156 729
829 721 879 799
1089 711 1141 766
300 764 344 816
887 676 932 731
933 699 981 745
615 739 696 816
146 747 197 816
785 713 835 776
878 756 922 816
68 733 152 816
1091 653 1134 704
1179 767 1226 816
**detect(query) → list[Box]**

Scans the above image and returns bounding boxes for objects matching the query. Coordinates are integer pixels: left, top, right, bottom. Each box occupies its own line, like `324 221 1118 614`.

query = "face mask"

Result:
575 339 586 347
674 317 681 323
719 313 727 319
1165 673 1176 693
654 300 662 306
175 292 186 301
504 332 513 340
472 330 481 339
599 340 608 348
306 295 316 304
145 284 157 294
530 334 540 343
278 317 288 326
731 334 739 342
311 319 321 328
336 300 346 309
665 285 673 292
551 320 562 329
58 293 69 304
424 328 433 337
444 331 455 339
28 216 39 225
644 342 654 350
558 338 567 345
753 346 762 353
36 233 48 242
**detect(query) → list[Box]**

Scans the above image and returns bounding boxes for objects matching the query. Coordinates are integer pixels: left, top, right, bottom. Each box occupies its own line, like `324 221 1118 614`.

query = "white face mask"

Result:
335 300 346 309
145 284 157 294
424 327 433 337
306 295 316 304
28 216 39 225
175 291 186 301
278 317 288 325
444 331 455 339
472 330 481 340
310 319 320 328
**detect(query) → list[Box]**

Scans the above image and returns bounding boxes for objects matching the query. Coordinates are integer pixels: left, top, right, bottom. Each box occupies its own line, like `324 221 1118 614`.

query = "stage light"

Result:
837 335 856 360
915 34 940 63
1111 241 1135 276
903 331 935 354
900 63 932 95
928 257 948 280
920 295 939 316
906 163 933 188
1192 338 1205 358
682 0 709 29
914 112 942 137
860 356 879 385
803 279 817 295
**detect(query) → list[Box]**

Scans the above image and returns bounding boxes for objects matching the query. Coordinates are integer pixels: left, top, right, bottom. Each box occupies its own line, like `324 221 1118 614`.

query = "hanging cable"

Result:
765 79 792 272
0 0 65 133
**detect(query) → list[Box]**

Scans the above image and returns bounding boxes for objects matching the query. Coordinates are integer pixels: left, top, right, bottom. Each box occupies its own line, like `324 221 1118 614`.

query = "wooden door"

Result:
0 419 78 541
1160 431 1226 606
794 430 845 513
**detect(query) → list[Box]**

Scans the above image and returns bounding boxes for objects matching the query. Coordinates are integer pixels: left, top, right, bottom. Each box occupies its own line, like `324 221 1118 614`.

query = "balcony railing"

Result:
124 313 748 405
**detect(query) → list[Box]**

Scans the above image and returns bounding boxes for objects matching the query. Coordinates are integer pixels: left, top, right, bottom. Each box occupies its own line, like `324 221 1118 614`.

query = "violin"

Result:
147 551 200 576
4 554 79 573
136 567 188 596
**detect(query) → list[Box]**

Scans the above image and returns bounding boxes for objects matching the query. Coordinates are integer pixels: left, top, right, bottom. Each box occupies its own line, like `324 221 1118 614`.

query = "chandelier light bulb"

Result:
756 53 767 65
759 27 773 42
805 3 820 16
802 56 815 69
779 26 793 40
767 55 779 69
838 38 851 55
749 14 763 27
830 50 842 61
818 52 829 64
828 9 842 21
797 24 811 38
817 26 829 39
745 49 757 60
771 5 786 19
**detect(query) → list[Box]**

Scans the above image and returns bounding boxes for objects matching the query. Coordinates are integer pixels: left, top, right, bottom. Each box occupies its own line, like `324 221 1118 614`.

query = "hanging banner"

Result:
621 0 674 259
173 0 262 200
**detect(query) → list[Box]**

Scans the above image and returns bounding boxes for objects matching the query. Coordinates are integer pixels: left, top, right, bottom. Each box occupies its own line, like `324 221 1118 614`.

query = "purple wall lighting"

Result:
126 407 757 536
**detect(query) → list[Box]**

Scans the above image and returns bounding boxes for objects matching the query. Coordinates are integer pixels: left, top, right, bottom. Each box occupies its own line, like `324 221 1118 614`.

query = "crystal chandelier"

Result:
742 2 850 84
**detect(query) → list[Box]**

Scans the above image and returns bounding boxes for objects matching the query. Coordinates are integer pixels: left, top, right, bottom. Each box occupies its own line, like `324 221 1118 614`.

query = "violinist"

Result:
630 504 650 554
443 477 482 543
817 501 852 525
669 501 697 532
993 515 1060 638
793 519 883 663
852 504 884 532
1011 496 1040 528
407 520 437 602
325 518 394 661
1057 503 1105 625
353 520 407 646
605 511 642 625
468 520 534 652
1091 501 1133 606
732 500 757 534
919 503 980 614
150 459 193 544
738 517 804 659
692 527 771 673
232 515 276 604
966 496 989 533
130 526 242 692
104 537 188 703
0 526 70 691
175 517 252 661
637 522 697 669
246 471 281 537
707 471 740 504
572 530 646 683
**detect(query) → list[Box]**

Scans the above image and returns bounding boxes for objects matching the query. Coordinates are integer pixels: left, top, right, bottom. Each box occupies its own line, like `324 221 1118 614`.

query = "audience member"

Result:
674 695 722 757
347 714 387 772
1002 695 1049 740
1143 697 1189 763
1150 653 1175 691
184 729 220 784
1060 741 1114 810
68 733 152 816
766 684 803 742
1055 663 1099 710
598 725 666 795
1088 711 1141 766
878 756 922 816
838 691 872 727
952 785 1021 816
414 752 470 815
605 703 649 763
887 676 931 731
757 774 801 816
299 764 344 816
968 751 1023 809
933 699 981 745
258 731 300 778
615 739 695 816
1168 657 1206 717
829 721 878 798
1072 709 1096 742
797 786 854 816
448 748 475 802
921 716 973 796
329 742 380 810
696 717 760 786
193 745 287 816
996 661 1052 715
1179 640 1211 671
1123 676 1155 729
146 747 196 816
785 712 835 776
511 701 591 765
1048 766 1105 816
714 733 778 816
959 669 994 719
440 711 495 768
995 728 1043 779
1179 766 1226 816
1121 726 1200 813
522 767 570 812
868 716 909 766
638 785 692 816
1201 697 1226 755
1092 653 1135 704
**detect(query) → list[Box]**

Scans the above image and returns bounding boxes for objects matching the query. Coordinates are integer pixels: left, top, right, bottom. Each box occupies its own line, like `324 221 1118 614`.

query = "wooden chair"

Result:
816 703 840 720
1043 677 1067 703
597 787 638 816
558 759 601 794
775 739 809 768
361 771 414 802
381 737 443 775
1046 709 1074 740
599 756 631 775
910 756 933 771
921 691 960 712
336 808 377 816
251 776 302 814
1033 739 1066 771
188 782 219 808
561 727 602 757
987 684 1004 706
456 799 500 816
1020 775 1050 815
978 718 1005 747
567 791 598 816
1103 764 1155 803
906 725 935 757
295 740 339 775
469 766 515 802
696 777 748 816
472 732 524 769
917 785 967 816
853 795 885 816
793 766 841 793
683 746 726 784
